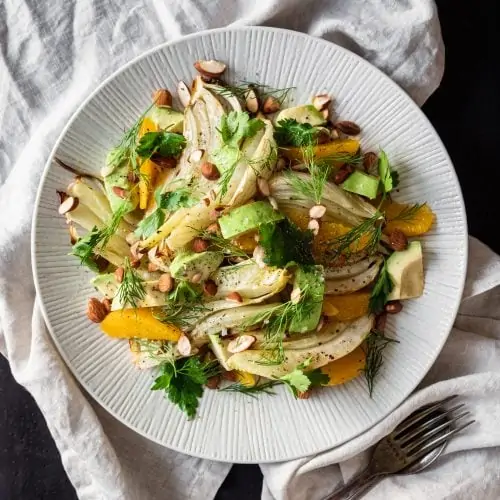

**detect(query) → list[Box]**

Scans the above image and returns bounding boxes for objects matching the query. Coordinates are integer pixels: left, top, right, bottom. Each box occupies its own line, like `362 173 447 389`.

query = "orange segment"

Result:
383 202 435 237
232 231 258 254
138 117 157 138
280 139 360 164
137 118 159 209
320 345 366 386
322 292 370 322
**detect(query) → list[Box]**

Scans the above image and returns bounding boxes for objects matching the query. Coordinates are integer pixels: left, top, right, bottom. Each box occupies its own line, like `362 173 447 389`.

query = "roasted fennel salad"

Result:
57 59 435 419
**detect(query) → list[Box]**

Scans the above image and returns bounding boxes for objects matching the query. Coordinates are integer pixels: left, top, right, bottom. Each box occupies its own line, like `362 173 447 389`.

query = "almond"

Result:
253 245 266 268
226 291 243 303
114 267 124 283
112 186 127 199
130 259 140 269
56 190 68 204
203 279 218 296
206 223 220 234
177 81 191 108
192 238 209 253
127 171 138 183
158 273 174 293
309 204 326 219
312 94 331 111
189 149 204 163
307 218 320 236
385 301 403 314
58 196 79 215
151 156 177 169
152 88 172 107
205 376 220 390
262 96 280 114
87 297 108 323
200 161 220 181
321 108 329 120
275 157 287 171
130 241 144 261
102 298 112 313
257 178 270 197
268 196 279 211
363 152 378 173
389 229 408 251
245 88 259 113
227 335 256 354
68 223 78 244
177 334 192 356
222 370 237 382
193 59 226 77
191 273 202 284
334 165 354 185
203 197 210 207
148 262 159 273
335 121 361 136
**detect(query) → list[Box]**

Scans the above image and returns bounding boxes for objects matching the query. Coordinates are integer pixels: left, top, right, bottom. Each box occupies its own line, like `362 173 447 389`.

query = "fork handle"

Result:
322 469 384 500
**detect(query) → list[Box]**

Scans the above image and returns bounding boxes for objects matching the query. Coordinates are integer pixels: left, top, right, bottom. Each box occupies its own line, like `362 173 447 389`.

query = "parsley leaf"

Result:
274 119 317 147
136 131 186 158
151 357 220 419
306 368 330 387
369 259 394 313
70 227 101 272
259 218 315 267
279 358 330 397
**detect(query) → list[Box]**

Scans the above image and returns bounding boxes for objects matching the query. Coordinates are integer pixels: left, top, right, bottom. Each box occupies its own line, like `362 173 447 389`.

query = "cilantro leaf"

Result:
306 368 330 387
135 209 165 239
259 218 315 267
136 131 186 158
160 188 197 212
280 369 311 397
218 111 264 146
151 357 220 419
369 259 394 313
274 119 317 147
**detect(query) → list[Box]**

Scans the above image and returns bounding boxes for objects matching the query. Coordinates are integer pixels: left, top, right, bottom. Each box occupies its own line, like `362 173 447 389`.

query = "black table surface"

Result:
1 1 498 499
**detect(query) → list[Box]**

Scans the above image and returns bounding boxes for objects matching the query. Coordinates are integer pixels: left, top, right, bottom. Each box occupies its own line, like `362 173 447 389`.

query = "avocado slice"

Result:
387 241 424 300
218 201 284 239
289 265 325 333
91 273 119 299
341 170 380 200
276 105 326 126
149 105 184 133
103 160 139 213
208 334 231 370
169 251 224 281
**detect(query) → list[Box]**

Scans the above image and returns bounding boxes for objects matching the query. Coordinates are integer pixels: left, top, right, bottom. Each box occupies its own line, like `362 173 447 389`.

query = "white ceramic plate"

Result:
32 27 467 463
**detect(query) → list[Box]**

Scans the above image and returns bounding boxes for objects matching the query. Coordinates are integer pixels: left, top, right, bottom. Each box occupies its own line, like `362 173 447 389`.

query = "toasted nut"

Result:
297 390 312 400
177 81 191 107
276 157 287 171
130 241 144 261
148 262 159 273
192 238 210 253
312 94 331 111
127 170 139 183
385 301 403 314
201 161 220 181
177 334 192 356
389 229 408 251
268 196 279 211
102 298 112 313
194 59 226 77
307 218 320 236
335 121 361 136
330 128 340 140
95 256 109 273
203 198 210 207
112 186 127 198
253 245 266 268
222 370 237 382
58 196 79 215
334 165 354 185
363 152 378 173
227 335 256 354
375 313 387 331
262 96 280 114
257 177 270 197
114 267 124 283
68 223 78 244
321 108 329 120
189 149 204 163
206 223 220 234
56 190 69 204
87 297 108 323
151 155 177 169
205 375 220 390
245 88 259 113
309 204 326 219
191 273 202 284
130 259 141 269
290 287 302 304
226 291 243 303
158 273 174 293
317 127 331 144
152 88 172 107
203 279 218 296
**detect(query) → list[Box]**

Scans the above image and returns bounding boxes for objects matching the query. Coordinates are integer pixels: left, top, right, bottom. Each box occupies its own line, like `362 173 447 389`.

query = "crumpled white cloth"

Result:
3 2 497 500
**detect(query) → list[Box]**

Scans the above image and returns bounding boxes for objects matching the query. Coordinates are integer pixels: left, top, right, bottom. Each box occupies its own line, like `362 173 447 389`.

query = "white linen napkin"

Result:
4 2 495 500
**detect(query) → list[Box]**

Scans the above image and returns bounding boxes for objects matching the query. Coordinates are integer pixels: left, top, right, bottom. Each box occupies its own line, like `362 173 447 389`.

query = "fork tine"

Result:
404 411 471 453
397 404 466 445
408 420 475 461
393 395 458 439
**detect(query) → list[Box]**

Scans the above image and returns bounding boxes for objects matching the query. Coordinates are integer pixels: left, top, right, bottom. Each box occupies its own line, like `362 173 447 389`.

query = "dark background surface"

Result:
1 1 498 499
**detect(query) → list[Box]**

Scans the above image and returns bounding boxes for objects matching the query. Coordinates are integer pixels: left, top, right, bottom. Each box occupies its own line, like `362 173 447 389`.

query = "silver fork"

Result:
323 395 475 500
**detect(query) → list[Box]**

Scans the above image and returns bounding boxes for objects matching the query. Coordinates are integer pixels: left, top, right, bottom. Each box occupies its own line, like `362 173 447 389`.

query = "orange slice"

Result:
280 139 360 164
383 202 435 237
322 292 370 322
320 345 366 386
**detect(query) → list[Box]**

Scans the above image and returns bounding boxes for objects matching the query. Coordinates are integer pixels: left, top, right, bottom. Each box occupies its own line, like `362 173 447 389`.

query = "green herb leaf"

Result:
259 218 314 268
135 209 165 239
220 380 279 397
369 259 394 314
116 257 146 309
275 119 317 147
70 227 101 271
305 368 330 387
378 150 399 196
136 131 186 158
151 357 220 418
280 369 311 396
159 188 198 212
213 82 294 106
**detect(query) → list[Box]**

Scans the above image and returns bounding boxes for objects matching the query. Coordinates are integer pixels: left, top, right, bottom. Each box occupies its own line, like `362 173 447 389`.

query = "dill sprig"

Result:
214 81 295 105
134 339 177 366
390 203 425 221
363 329 399 396
197 229 249 258
220 380 280 397
116 257 146 309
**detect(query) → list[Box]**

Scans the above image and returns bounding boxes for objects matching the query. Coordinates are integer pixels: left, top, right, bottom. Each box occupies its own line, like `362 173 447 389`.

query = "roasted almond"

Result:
177 81 191 107
102 298 112 313
307 218 320 236
275 157 287 171
335 121 361 136
56 190 69 204
192 238 209 253
112 186 127 199
127 171 138 183
205 375 220 390
257 177 270 197
245 88 259 113
206 222 220 234
152 88 173 107
321 108 329 120
87 297 108 323
58 196 79 215
312 94 331 111
333 165 354 185
130 259 141 269
262 96 280 114
385 301 403 314
389 229 408 251
203 279 218 296
226 291 243 303
177 334 192 356
363 152 378 173
309 204 326 219
191 273 202 284
158 273 174 293
151 155 177 169
193 59 226 77
189 149 204 163
222 370 237 382
148 262 159 273
227 335 256 354
130 241 144 261
114 267 124 283
200 161 220 180
68 223 78 244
